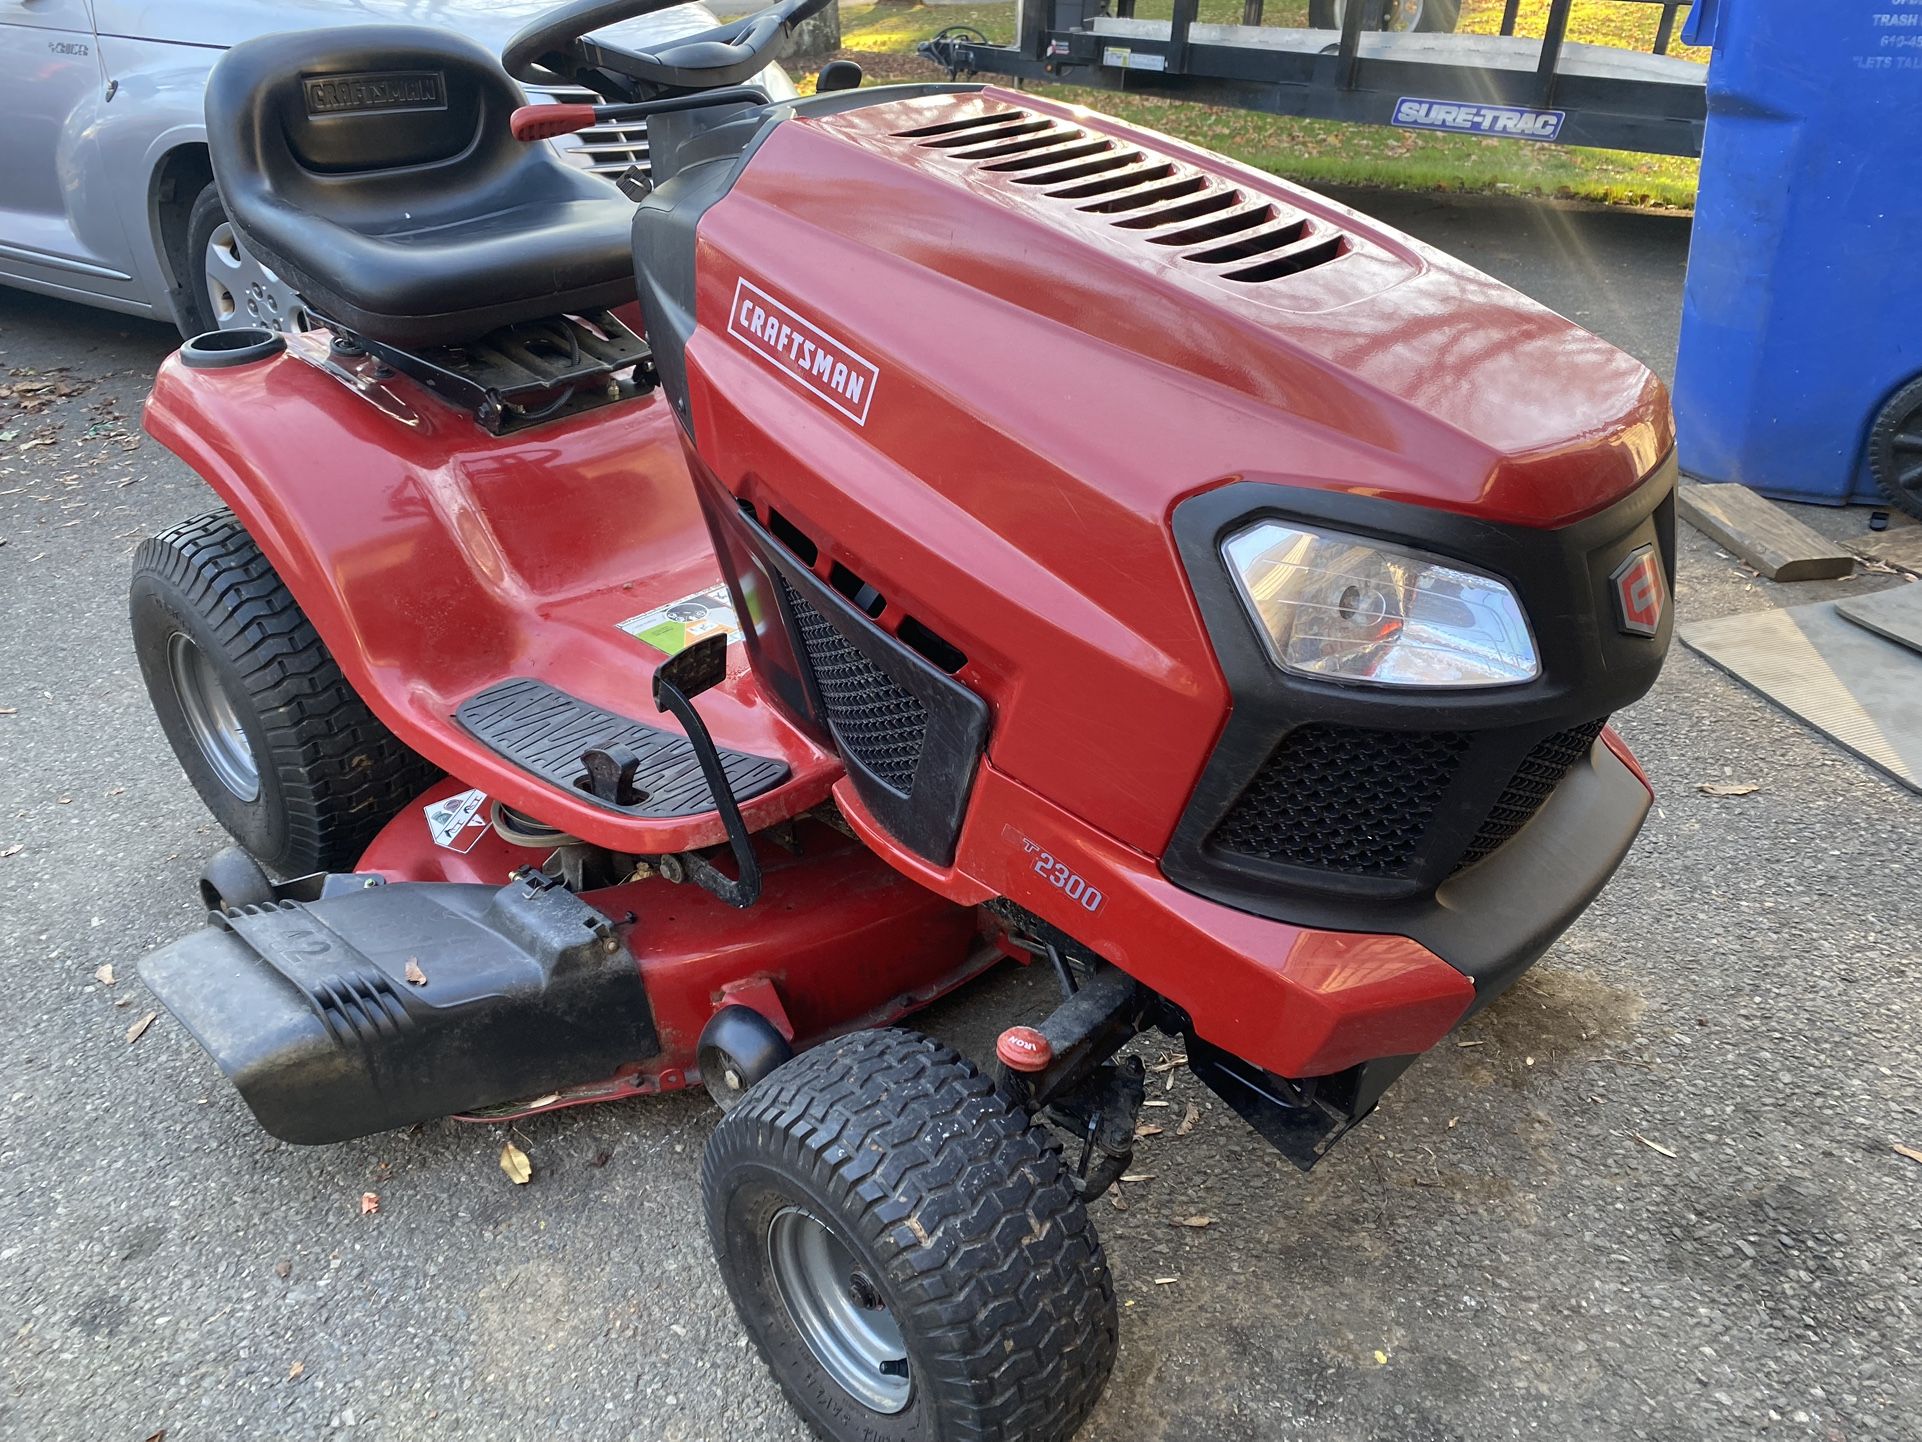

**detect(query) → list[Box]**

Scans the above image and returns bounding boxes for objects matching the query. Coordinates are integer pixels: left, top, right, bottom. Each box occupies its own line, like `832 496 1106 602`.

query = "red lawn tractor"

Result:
130 2 1674 1436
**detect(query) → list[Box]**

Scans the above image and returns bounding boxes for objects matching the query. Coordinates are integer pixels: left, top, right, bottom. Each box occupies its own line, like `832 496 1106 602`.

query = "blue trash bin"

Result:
1673 0 1922 511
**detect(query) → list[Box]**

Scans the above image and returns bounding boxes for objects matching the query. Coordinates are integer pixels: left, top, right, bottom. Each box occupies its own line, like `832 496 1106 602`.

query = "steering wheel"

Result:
503 0 831 95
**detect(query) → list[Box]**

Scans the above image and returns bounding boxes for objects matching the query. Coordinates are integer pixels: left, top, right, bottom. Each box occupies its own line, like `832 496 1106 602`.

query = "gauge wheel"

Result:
131 510 439 875
703 1028 1118 1442
1867 375 1922 521
1310 0 1461 32
177 182 313 339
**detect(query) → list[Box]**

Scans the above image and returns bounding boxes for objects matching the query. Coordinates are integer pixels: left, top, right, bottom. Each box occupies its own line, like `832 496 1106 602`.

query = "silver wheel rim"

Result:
166 631 260 802
766 1207 912 1414
203 220 310 333
1334 0 1426 29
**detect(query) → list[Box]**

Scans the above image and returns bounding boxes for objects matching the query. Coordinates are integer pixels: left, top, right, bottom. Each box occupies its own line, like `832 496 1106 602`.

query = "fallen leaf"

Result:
525 1093 562 1110
1894 1143 1922 1166
1633 1133 1678 1159
500 1141 533 1185
1447 1117 1459 1130
144 1433 166 1442
1142 1099 1171 1108
274 1260 292 1279
95 963 115 987
1374 1349 1389 1366
287 1360 304 1381
125 1011 156 1044
1456 1039 1486 1049
1172 1215 1213 1229
1119 1173 1156 1183
1147 1053 1188 1073
1152 1276 1179 1285
1134 1123 1163 1138
360 1192 380 1216
0 707 15 715
1697 781 1760 797
404 958 427 987
1176 1101 1200 1136
0 845 22 859
1109 1191 1128 1211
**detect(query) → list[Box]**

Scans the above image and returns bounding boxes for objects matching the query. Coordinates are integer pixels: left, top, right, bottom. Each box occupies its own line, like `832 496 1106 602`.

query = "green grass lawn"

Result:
815 0 1701 208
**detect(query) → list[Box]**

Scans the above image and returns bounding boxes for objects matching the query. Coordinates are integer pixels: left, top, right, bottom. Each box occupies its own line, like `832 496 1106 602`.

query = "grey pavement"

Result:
1 187 1917 1442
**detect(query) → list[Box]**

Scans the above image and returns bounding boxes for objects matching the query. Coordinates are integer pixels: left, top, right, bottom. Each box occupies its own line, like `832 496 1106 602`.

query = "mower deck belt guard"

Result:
456 676 789 817
138 877 660 1145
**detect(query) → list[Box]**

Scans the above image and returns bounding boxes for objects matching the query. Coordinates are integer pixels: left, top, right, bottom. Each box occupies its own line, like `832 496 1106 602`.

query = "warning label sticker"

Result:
424 787 490 852
617 584 743 656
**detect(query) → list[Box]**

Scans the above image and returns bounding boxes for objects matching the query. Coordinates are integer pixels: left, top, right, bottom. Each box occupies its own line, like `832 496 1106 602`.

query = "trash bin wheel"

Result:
701 1027 1118 1442
1868 375 1922 521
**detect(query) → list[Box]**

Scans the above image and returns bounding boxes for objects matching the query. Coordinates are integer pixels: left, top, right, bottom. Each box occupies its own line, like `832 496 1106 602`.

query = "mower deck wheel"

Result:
131 510 439 875
702 1028 1117 1442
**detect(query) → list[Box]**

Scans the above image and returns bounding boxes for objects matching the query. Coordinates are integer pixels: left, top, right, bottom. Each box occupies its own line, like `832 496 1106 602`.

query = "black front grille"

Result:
778 575 928 793
1211 725 1472 877
1454 719 1608 872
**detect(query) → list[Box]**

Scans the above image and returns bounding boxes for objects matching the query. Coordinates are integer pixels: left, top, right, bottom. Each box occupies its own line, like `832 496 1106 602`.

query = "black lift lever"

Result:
650 635 763 909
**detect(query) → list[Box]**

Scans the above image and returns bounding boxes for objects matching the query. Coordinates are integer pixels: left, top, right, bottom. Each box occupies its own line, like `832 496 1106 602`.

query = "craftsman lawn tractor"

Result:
128 1 1675 1436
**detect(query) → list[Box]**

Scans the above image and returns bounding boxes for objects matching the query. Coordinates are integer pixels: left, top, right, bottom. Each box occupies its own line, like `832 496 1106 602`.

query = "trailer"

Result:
921 0 1707 158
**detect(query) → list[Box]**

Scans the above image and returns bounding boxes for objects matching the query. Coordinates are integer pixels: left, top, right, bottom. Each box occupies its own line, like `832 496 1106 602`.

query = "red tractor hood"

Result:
694 86 1670 531
670 85 1675 857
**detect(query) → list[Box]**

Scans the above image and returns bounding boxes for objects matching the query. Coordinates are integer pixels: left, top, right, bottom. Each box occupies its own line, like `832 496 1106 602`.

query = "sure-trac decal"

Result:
1392 98 1565 141
728 279 877 426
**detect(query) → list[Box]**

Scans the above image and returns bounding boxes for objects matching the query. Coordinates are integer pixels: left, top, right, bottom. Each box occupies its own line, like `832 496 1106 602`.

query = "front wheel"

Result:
1309 0 1461 32
703 1028 1118 1442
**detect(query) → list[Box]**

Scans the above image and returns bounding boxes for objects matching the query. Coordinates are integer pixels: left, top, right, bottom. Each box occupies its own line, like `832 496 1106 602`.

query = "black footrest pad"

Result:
456 677 788 817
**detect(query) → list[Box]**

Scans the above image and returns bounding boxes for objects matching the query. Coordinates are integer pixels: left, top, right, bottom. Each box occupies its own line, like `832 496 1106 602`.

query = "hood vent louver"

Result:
893 106 1350 289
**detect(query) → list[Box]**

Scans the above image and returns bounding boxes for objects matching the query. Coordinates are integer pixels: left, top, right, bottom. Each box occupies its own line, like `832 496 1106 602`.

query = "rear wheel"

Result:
702 1028 1118 1442
131 510 438 875
1310 0 1461 32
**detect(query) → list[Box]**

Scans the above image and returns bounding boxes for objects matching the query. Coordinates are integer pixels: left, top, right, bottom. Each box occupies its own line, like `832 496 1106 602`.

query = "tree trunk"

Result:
789 0 842 60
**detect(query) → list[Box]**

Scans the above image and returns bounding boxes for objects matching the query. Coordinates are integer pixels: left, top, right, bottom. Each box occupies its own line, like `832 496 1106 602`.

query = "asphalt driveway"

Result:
1 191 1916 1442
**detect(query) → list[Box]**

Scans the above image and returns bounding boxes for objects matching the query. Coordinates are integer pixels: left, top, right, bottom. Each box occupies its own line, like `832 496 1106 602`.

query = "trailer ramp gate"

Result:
922 0 1706 158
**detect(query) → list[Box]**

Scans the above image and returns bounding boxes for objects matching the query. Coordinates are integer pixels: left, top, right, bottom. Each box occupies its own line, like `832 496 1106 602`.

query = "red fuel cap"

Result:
996 1026 1053 1073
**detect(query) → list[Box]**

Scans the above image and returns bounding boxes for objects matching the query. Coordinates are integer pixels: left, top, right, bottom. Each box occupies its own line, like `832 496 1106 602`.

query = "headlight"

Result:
1221 520 1538 688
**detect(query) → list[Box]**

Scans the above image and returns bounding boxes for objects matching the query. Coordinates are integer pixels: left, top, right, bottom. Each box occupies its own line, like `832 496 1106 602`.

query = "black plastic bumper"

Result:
1191 732 1653 1170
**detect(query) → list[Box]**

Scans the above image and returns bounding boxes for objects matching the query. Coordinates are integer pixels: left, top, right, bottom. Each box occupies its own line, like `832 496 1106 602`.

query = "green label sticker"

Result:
617 584 743 656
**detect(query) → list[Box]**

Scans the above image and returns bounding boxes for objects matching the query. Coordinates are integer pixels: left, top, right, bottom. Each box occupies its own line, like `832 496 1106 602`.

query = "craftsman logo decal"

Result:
424 787 490 852
1610 543 1667 638
1393 98 1565 142
303 70 446 116
728 279 877 426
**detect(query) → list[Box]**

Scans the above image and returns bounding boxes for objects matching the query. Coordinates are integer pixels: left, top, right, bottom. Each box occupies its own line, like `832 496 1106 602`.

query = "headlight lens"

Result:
1222 520 1539 688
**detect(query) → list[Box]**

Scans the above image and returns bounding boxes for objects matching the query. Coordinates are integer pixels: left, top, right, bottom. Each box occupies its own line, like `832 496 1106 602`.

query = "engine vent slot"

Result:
950 123 1086 161
1148 204 1275 248
924 117 1055 150
1111 188 1241 230
1080 173 1208 214
984 138 1115 174
1045 159 1166 200
1185 218 1310 266
894 111 1023 140
902 104 1351 289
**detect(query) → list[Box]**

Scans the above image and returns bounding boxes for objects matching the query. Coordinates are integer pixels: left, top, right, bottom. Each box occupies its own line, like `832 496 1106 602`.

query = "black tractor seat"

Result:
204 27 638 350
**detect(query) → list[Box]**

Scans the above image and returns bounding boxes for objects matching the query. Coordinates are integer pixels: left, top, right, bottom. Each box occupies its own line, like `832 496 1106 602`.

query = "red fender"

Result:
142 335 840 852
